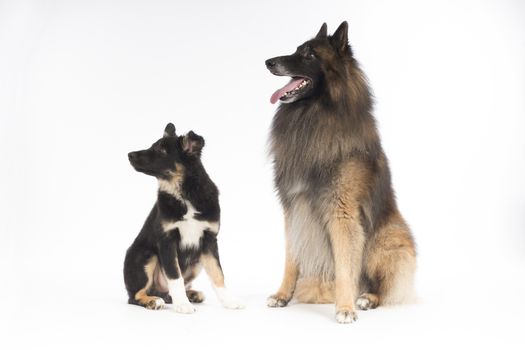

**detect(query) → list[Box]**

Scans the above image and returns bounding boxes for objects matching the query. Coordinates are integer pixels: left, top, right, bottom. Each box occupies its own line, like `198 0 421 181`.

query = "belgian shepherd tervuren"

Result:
265 22 416 323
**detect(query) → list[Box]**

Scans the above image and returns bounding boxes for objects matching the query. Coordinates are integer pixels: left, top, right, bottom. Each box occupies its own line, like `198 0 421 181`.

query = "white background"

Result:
1 0 524 349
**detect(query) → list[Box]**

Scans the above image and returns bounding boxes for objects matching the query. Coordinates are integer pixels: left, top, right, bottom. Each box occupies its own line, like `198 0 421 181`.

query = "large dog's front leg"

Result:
267 254 298 307
158 237 195 314
328 212 365 324
267 212 298 307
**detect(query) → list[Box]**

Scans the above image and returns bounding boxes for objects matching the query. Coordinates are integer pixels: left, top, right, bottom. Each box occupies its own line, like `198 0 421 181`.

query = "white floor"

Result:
2 1 525 349
5 265 524 350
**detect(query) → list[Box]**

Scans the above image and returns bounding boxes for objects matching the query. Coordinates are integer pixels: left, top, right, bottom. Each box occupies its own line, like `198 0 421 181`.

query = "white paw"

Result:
173 302 196 314
154 298 165 309
335 310 358 324
146 298 165 310
220 296 245 309
356 297 370 310
215 287 245 309
267 296 288 307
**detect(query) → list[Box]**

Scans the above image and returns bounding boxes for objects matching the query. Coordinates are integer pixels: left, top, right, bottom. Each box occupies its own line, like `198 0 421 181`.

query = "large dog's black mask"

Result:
265 22 353 104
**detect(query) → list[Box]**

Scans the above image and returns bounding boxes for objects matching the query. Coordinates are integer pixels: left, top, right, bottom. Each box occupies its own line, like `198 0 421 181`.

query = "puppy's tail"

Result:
294 278 334 304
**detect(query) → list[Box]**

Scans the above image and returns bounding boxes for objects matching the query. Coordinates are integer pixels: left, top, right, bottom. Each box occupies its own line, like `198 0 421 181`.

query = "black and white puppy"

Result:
124 123 244 313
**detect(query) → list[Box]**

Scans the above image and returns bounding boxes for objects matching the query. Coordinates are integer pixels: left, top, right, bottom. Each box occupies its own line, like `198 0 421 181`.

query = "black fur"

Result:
267 22 396 236
265 23 416 318
124 123 222 307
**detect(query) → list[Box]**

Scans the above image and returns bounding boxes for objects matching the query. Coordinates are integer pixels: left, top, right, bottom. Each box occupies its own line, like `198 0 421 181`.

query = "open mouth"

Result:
270 77 311 104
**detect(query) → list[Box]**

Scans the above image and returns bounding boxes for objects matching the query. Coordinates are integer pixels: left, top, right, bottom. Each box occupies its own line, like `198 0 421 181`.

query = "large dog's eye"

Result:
303 45 315 59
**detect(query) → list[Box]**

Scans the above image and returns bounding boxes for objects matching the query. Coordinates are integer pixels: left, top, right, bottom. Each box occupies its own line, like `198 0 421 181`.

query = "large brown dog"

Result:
265 22 416 323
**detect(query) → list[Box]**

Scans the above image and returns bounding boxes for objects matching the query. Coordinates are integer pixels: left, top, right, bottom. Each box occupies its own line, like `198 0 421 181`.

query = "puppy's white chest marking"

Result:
162 201 219 249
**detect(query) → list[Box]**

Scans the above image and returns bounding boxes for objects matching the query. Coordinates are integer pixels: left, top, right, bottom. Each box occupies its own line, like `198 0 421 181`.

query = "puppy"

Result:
124 123 244 313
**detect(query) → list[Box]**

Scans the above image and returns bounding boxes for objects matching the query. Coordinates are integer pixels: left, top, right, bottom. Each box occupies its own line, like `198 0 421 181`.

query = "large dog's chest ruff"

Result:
162 200 219 249
287 192 335 281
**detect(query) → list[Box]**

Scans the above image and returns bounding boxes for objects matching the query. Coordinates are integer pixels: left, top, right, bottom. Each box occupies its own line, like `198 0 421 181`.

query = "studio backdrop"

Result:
1 0 524 349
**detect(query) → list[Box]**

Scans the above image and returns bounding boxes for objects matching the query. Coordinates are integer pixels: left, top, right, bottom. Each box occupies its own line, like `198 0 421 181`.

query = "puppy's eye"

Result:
159 147 167 155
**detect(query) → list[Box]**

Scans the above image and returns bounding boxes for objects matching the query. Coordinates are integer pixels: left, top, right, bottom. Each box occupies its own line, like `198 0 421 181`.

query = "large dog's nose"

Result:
265 59 276 69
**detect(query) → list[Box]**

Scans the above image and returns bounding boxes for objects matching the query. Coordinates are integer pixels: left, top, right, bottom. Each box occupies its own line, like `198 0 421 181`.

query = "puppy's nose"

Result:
265 59 276 69
128 152 137 161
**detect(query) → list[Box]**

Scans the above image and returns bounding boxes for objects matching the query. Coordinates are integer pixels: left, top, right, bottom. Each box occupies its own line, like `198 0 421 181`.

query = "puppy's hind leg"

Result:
147 264 172 304
201 231 245 309
148 290 173 304
125 254 165 310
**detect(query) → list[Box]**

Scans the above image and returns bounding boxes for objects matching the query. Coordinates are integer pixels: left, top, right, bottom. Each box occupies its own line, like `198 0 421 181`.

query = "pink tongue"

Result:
270 78 304 104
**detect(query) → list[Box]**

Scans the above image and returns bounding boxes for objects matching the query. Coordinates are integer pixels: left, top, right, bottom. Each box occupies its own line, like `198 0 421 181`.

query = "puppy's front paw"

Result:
335 309 358 324
215 287 245 309
221 296 245 310
173 302 196 314
267 293 290 307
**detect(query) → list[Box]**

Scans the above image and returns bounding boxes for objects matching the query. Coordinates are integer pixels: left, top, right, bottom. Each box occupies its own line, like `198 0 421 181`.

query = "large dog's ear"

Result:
315 22 327 39
330 21 351 55
164 123 176 137
182 131 204 156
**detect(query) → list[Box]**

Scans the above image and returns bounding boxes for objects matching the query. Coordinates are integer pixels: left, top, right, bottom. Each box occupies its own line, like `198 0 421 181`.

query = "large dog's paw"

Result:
172 301 196 314
335 309 358 324
267 294 290 308
145 297 165 310
356 293 379 311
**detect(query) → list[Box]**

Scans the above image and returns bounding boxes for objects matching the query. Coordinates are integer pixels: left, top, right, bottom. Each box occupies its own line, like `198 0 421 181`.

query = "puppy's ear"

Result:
315 23 327 39
164 123 176 137
182 131 204 156
330 21 351 55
